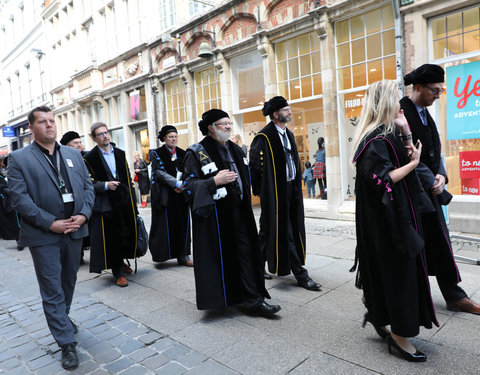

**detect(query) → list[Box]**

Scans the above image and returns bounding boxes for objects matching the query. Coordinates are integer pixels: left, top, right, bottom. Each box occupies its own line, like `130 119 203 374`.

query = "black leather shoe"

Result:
61 344 79 369
387 335 426 362
69 318 78 334
247 301 281 317
297 277 321 291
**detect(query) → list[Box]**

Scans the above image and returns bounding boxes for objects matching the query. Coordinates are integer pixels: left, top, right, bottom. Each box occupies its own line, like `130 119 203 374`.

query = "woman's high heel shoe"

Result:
362 312 388 339
386 335 427 362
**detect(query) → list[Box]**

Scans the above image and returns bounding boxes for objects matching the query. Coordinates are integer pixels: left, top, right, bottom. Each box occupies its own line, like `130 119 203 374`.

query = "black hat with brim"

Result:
198 109 229 136
404 64 445 85
262 96 289 116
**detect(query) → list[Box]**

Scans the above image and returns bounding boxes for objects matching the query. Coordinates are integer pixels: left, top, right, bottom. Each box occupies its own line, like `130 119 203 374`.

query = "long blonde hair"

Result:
353 80 400 152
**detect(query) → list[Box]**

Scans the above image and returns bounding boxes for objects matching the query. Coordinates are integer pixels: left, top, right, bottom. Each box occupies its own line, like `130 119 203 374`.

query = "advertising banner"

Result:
129 90 140 120
461 178 480 195
446 60 480 140
459 151 480 179
2 127 15 137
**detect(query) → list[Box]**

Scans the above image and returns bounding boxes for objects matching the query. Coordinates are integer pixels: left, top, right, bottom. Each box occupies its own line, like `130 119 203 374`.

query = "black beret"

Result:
60 131 81 145
198 109 229 136
158 125 177 140
404 64 444 85
262 96 289 116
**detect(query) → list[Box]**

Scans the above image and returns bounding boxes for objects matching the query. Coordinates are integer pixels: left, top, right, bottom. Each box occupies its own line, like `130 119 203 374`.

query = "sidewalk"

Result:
1 209 479 374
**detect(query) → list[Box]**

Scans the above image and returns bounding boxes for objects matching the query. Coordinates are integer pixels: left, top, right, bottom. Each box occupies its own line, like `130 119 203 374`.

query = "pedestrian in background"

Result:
0 155 22 250
302 161 315 198
133 150 150 208
7 106 94 369
230 133 248 156
313 137 327 199
352 80 435 362
401 64 480 315
149 125 192 267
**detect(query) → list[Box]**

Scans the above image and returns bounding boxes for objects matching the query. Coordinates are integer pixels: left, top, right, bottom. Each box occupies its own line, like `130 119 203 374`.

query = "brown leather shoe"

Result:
447 297 480 315
178 259 194 267
116 276 128 287
123 263 133 274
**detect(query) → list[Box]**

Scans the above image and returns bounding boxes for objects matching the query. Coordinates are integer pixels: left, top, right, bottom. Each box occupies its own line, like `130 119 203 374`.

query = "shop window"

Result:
230 51 265 111
335 4 396 90
275 32 322 100
194 67 220 117
431 5 480 59
165 78 187 125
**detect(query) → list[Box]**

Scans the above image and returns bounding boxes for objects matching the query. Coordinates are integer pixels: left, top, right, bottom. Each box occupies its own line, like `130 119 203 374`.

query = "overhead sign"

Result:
446 60 480 140
2 127 15 137
130 90 140 120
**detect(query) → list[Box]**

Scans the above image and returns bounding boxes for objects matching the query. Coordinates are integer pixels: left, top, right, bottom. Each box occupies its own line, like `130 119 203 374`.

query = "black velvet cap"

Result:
60 131 81 145
158 125 177 140
262 96 289 116
404 64 445 85
198 109 229 136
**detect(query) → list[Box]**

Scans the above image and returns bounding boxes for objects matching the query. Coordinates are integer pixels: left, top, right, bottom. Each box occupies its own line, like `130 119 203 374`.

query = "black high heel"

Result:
362 313 388 339
386 335 427 362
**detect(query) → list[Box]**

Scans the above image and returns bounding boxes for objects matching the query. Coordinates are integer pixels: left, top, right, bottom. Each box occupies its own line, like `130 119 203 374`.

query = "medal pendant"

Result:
171 156 175 161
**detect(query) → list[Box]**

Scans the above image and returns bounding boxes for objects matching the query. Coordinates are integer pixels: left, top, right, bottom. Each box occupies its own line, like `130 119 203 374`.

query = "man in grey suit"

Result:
7 106 94 370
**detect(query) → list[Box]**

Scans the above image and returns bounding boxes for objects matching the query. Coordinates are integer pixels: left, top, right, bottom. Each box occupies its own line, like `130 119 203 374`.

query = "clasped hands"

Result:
50 215 86 234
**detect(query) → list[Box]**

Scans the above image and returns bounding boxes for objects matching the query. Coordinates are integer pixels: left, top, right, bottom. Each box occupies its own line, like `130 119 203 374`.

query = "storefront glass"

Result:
430 5 480 196
335 3 396 201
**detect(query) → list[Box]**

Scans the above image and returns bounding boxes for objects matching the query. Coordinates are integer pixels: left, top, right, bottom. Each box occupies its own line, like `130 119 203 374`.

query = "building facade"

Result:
1 0 479 230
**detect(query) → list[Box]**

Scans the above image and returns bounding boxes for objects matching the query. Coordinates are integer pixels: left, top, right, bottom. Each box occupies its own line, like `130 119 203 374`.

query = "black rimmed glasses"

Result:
424 84 445 95
213 121 233 127
95 131 109 137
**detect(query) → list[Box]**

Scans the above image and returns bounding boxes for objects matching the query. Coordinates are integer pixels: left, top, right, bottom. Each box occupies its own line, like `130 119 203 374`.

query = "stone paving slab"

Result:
2 212 480 374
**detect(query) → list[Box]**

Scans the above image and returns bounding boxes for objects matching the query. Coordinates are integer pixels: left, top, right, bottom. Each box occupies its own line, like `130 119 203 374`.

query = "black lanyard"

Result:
43 151 68 193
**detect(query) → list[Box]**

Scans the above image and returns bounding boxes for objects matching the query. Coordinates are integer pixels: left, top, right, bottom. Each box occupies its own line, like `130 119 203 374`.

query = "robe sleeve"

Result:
248 135 265 196
182 150 217 218
356 139 396 195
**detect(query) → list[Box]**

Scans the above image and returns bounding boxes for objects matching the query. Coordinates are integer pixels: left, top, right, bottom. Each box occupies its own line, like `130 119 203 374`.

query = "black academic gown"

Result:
400 96 461 284
149 145 191 262
249 121 306 276
353 127 437 337
182 136 268 310
0 175 20 241
84 146 138 273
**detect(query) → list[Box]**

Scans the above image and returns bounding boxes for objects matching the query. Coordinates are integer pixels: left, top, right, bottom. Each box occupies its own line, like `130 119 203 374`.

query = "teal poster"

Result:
446 60 480 140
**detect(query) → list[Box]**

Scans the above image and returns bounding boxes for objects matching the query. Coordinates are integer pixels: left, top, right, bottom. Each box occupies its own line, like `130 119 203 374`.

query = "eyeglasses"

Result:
95 131 109 137
424 84 445 95
278 107 292 113
213 121 233 127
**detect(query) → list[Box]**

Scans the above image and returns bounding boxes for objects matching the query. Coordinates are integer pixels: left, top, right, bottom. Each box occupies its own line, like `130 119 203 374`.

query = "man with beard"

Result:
84 122 138 287
401 64 480 314
182 109 280 316
249 96 321 291
149 125 192 267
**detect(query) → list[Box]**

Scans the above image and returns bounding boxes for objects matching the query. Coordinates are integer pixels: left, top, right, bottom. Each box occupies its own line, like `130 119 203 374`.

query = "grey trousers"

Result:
30 235 82 347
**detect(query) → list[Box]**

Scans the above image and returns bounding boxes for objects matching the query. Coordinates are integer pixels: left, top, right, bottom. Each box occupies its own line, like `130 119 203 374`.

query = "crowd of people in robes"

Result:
2 63 480 369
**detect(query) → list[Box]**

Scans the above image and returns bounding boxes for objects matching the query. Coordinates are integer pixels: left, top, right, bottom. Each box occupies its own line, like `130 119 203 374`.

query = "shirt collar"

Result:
100 145 114 155
274 123 287 135
413 101 425 115
35 141 60 156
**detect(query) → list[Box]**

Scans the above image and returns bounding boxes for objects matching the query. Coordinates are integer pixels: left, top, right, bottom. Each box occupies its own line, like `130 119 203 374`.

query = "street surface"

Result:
1 207 479 374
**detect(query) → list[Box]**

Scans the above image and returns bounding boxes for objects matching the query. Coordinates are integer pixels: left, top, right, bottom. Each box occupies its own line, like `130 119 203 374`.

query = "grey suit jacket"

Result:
7 142 94 247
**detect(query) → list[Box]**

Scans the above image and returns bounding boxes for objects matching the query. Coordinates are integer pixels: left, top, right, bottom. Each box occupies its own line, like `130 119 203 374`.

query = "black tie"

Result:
420 109 427 126
281 131 294 181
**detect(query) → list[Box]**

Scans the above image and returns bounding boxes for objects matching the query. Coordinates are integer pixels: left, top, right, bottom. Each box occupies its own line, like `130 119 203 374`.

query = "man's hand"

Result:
174 183 184 194
431 174 446 196
214 170 237 186
107 181 120 190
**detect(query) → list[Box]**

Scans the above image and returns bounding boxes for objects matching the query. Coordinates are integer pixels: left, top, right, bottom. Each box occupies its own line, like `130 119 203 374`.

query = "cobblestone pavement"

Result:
1 208 480 374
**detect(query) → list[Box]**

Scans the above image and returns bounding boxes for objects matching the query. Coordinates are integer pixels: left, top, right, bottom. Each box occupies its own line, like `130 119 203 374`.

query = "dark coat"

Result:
401 96 461 283
249 121 306 276
84 146 138 273
134 159 150 195
0 175 20 241
353 127 437 337
148 145 190 262
182 136 268 310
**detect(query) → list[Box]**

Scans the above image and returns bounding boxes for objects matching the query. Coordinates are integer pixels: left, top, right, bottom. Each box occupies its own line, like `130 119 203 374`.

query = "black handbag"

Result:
136 215 148 257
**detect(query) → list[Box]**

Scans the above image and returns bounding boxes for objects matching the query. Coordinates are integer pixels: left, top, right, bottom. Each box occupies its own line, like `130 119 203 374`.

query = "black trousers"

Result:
285 181 308 281
232 198 265 308
437 278 467 303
